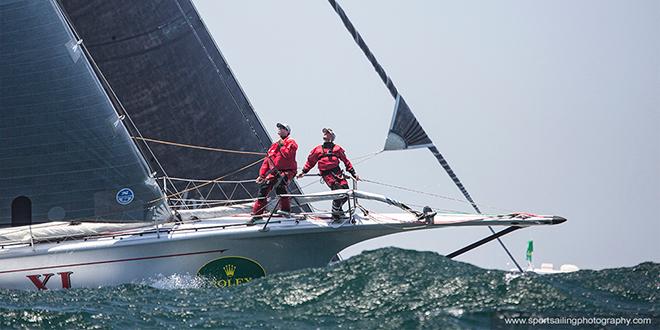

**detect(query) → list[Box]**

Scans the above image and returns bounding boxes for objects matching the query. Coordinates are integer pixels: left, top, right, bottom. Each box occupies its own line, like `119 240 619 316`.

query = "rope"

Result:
133 137 266 156
352 150 383 161
353 150 383 166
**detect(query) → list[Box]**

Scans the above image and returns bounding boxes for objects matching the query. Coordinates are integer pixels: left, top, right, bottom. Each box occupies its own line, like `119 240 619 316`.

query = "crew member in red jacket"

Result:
251 123 298 221
297 128 359 220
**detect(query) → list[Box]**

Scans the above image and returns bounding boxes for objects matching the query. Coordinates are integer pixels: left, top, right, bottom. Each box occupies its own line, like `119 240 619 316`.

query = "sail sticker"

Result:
116 188 134 205
198 256 266 287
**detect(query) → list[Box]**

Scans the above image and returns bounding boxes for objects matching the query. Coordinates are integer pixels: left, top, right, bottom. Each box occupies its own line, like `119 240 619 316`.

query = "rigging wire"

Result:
352 150 383 166
351 150 383 161
360 179 514 214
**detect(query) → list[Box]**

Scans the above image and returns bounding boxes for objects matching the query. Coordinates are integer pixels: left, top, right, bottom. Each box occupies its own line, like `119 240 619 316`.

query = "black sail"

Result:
384 95 434 151
0 0 168 227
59 0 305 204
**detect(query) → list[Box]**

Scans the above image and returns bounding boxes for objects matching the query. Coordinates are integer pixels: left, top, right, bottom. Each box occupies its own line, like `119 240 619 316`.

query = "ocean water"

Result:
0 248 657 329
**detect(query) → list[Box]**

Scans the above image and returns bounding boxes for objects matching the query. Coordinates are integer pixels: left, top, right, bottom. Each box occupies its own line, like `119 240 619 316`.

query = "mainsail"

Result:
58 0 306 205
0 0 168 227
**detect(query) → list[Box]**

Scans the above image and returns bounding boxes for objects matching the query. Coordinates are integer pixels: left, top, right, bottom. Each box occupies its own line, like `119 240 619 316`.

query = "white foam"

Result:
140 273 209 289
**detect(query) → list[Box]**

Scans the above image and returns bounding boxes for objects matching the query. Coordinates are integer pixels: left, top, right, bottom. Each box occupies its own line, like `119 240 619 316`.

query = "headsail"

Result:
59 0 307 205
328 0 481 213
328 0 521 270
0 0 169 227
384 95 433 151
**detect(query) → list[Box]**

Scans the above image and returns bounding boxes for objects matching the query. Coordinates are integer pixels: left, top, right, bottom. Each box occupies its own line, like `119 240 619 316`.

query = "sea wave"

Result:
1 248 657 329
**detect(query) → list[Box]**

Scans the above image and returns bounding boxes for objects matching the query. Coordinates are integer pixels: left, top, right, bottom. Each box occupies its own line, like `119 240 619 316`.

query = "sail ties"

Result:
132 137 267 156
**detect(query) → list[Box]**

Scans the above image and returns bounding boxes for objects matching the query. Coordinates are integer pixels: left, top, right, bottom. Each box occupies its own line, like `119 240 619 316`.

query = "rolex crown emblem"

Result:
223 264 236 277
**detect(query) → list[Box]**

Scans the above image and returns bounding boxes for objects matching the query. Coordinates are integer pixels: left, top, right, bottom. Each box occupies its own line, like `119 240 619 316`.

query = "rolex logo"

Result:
199 257 266 288
223 264 236 277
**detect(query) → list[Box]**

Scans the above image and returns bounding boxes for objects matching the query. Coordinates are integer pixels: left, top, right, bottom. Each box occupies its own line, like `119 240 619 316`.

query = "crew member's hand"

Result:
296 172 305 179
353 174 361 181
255 176 265 184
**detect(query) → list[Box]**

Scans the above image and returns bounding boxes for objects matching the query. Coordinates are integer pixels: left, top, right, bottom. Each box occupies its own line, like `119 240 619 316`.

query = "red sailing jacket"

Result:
259 136 298 179
302 143 355 175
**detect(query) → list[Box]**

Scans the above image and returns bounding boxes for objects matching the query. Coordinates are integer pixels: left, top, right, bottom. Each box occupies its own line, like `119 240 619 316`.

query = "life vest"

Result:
259 136 298 179
302 142 355 174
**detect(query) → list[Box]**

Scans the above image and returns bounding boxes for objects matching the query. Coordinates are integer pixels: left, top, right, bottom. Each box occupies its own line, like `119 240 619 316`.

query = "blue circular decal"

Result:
116 188 134 205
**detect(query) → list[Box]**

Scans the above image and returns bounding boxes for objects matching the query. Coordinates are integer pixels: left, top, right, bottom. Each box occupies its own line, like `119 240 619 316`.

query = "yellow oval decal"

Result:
198 256 266 287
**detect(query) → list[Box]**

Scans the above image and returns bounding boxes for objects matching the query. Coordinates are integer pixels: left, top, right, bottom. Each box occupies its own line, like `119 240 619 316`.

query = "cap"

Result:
322 128 335 140
276 122 291 133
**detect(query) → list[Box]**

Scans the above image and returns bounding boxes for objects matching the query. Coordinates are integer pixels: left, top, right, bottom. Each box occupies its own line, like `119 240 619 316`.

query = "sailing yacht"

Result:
0 0 565 290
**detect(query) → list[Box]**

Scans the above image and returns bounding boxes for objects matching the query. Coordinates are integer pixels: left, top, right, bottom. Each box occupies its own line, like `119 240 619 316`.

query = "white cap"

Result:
276 122 291 133
322 128 335 141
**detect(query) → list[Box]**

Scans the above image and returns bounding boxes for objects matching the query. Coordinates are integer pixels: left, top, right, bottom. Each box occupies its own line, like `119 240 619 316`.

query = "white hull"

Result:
0 213 563 290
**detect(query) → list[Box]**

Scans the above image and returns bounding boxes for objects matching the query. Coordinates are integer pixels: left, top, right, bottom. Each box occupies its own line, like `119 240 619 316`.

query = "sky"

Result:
192 0 659 270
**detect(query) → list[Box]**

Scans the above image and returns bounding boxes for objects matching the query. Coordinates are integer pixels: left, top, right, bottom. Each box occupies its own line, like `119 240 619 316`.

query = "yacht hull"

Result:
0 218 402 290
0 213 564 290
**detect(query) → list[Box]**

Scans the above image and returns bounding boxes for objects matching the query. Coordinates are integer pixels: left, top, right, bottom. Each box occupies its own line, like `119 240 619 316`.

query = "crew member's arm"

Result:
298 147 320 178
337 147 359 180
